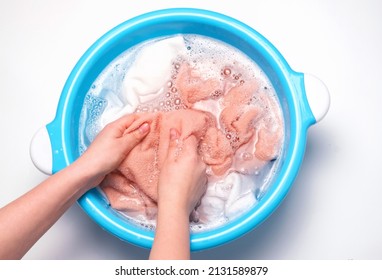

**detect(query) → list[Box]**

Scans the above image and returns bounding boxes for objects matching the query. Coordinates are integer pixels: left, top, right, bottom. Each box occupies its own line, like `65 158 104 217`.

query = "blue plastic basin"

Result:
33 8 329 251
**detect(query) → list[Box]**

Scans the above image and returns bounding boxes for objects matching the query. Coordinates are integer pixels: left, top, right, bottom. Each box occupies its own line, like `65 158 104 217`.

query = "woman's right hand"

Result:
157 128 207 215
150 128 207 260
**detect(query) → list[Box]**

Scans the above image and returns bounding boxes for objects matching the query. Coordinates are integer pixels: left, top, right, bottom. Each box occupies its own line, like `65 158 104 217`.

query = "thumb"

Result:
169 128 180 147
122 122 150 152
166 128 181 158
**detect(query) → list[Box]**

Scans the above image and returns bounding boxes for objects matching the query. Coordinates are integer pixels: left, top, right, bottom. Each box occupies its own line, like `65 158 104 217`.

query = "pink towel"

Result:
100 109 230 217
100 63 283 217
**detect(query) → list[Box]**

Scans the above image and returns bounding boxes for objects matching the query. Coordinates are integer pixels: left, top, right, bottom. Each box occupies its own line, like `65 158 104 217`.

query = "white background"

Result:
0 0 381 260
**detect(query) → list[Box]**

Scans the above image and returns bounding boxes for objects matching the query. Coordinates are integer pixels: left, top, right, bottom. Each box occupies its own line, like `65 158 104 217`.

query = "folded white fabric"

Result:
197 172 257 224
123 35 186 106
100 35 187 127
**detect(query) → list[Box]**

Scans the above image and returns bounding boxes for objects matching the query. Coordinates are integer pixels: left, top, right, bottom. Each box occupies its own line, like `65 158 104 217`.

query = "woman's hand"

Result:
76 114 150 188
0 114 150 260
150 128 207 260
157 128 207 215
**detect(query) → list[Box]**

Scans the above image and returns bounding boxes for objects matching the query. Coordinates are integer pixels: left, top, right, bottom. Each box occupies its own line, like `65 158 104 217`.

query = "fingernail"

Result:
170 128 179 140
139 122 150 134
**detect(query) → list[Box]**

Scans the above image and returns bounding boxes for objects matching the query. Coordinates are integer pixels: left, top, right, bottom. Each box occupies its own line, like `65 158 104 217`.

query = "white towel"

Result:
197 172 257 224
100 36 187 127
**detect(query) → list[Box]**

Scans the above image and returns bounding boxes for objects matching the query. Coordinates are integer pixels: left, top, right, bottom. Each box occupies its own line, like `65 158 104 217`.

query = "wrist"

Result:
68 158 104 192
157 184 195 216
151 201 191 260
157 200 190 221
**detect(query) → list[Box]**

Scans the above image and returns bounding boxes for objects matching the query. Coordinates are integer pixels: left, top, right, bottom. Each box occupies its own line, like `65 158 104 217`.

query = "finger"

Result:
111 114 138 132
182 135 198 154
164 128 181 160
122 122 150 152
169 128 180 145
167 128 180 151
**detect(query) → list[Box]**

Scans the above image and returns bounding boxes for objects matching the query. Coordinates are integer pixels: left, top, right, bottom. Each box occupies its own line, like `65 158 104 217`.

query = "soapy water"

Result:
78 34 284 232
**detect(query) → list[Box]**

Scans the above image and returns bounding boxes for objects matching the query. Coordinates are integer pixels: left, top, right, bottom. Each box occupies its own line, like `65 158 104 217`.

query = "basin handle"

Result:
30 126 53 175
304 73 330 123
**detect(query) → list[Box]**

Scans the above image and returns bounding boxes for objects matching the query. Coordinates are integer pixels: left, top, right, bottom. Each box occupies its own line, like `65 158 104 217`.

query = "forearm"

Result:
149 205 191 260
0 159 97 259
0 116 150 260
